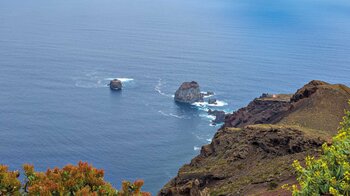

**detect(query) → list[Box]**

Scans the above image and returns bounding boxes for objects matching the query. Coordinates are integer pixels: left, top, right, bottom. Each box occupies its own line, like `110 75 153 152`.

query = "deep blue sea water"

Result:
1 0 350 194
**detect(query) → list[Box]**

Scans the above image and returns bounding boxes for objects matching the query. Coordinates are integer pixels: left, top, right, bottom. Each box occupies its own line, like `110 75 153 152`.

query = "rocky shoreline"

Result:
159 80 350 195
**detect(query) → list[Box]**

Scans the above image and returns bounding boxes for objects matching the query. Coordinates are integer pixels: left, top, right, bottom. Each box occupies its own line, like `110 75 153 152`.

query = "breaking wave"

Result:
201 91 215 98
158 110 188 119
194 146 201 151
192 100 228 108
74 72 134 88
199 113 216 120
105 78 134 83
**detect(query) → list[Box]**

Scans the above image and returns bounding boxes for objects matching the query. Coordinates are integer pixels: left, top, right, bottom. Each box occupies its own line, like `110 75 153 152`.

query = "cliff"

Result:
159 80 350 196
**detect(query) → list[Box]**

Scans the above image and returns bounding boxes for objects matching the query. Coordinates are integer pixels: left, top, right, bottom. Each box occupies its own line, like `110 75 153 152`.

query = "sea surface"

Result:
0 0 350 193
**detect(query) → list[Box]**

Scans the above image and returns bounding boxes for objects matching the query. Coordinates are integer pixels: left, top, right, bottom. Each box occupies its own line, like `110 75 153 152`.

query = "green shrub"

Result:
284 105 350 195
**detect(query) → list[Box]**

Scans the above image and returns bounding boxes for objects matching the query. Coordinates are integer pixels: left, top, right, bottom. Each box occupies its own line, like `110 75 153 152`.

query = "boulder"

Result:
208 98 217 105
174 81 203 104
208 109 226 124
202 91 214 97
109 79 122 90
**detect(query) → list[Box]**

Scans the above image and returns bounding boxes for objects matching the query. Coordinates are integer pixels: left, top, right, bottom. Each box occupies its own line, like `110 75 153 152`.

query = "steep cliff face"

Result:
160 125 328 196
160 81 350 196
224 94 292 128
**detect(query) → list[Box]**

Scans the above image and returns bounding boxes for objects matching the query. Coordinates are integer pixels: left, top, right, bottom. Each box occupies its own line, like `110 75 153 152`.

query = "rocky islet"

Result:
109 79 123 90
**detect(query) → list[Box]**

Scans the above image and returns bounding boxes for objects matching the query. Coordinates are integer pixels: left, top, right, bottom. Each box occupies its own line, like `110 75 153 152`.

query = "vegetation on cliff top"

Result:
285 104 350 195
0 161 150 196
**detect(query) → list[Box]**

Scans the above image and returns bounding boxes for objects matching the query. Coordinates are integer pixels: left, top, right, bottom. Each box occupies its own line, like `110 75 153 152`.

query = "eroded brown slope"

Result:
159 81 350 196
225 80 350 133
277 82 350 134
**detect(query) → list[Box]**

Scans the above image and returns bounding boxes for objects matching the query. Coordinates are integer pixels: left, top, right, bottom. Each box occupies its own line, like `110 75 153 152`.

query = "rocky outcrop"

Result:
160 81 350 195
109 79 122 90
290 80 329 102
174 81 203 104
208 98 217 105
224 94 292 128
208 109 226 124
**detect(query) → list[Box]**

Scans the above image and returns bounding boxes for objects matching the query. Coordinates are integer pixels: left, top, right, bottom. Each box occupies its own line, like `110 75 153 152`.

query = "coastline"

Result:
159 80 350 195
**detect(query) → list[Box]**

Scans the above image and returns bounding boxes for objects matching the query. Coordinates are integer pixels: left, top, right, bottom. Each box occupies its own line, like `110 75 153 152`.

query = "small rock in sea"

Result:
174 81 203 104
208 109 226 124
202 91 214 97
109 79 122 90
208 98 217 105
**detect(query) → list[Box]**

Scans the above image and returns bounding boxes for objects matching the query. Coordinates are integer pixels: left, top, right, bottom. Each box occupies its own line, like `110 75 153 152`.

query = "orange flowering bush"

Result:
0 165 21 195
119 179 151 196
0 161 150 196
23 161 118 195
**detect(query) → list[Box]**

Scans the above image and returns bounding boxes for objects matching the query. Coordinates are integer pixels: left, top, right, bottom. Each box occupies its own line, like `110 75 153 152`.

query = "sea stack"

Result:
174 81 203 104
109 79 122 90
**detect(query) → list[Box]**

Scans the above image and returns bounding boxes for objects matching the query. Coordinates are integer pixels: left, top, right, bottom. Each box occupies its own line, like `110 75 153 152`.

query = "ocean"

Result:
0 0 350 193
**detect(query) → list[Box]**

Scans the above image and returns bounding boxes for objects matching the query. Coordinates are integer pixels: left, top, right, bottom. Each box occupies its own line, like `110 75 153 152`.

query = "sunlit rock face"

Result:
174 81 203 104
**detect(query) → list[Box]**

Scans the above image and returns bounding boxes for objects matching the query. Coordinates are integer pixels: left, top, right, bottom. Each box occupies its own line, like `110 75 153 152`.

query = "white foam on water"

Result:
158 110 169 117
105 78 134 83
201 91 215 98
209 122 224 127
155 79 173 98
194 146 201 151
169 113 186 119
194 134 213 144
75 73 134 88
195 135 200 140
192 100 228 109
158 110 188 119
199 113 215 120
209 100 228 107
117 78 134 82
